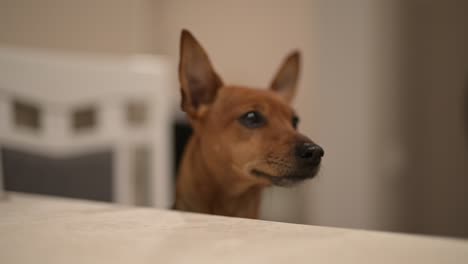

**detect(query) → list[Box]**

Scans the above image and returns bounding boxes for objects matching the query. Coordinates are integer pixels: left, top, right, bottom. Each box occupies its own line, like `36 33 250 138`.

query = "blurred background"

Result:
0 0 467 238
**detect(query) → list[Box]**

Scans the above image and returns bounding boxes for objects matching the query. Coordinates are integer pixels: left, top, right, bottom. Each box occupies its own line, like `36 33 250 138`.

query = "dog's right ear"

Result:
269 51 300 104
179 29 223 117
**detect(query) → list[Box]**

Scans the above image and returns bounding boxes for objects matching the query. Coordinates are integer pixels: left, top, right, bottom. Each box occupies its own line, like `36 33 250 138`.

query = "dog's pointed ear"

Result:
179 29 223 117
269 51 301 103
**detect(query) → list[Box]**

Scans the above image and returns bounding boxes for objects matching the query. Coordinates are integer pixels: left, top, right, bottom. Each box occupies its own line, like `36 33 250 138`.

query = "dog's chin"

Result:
251 167 320 187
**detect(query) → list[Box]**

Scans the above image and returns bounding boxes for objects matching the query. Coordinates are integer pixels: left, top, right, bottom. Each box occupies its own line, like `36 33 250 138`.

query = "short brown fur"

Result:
175 30 322 218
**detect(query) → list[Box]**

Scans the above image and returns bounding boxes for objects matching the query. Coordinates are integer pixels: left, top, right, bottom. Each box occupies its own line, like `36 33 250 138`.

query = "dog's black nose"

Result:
296 143 324 165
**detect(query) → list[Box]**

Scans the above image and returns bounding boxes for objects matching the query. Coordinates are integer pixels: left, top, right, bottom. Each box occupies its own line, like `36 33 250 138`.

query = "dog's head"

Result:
178 30 323 187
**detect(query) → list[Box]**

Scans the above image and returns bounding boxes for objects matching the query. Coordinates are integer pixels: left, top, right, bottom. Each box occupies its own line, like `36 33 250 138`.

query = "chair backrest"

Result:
0 46 176 207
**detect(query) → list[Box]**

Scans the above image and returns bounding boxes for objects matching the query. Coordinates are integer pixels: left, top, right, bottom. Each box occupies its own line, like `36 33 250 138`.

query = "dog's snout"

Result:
296 142 324 165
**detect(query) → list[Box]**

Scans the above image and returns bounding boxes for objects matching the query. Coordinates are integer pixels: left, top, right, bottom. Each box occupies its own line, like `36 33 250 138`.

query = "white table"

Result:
1 192 467 264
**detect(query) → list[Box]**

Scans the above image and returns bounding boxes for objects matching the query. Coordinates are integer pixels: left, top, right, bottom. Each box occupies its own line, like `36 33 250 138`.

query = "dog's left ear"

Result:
269 51 301 103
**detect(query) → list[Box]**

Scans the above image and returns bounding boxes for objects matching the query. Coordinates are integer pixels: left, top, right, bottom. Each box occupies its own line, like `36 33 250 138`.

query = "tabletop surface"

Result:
1 192 467 264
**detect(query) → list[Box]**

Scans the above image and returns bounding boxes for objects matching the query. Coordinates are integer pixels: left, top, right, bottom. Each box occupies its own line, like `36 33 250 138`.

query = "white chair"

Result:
0 47 176 208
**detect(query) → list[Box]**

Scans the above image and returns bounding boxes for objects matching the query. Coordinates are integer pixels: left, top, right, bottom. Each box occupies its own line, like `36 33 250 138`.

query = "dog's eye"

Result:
239 111 266 128
292 116 299 129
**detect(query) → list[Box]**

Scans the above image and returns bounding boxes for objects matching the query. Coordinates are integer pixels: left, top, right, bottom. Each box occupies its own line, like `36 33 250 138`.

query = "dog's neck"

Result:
175 134 263 218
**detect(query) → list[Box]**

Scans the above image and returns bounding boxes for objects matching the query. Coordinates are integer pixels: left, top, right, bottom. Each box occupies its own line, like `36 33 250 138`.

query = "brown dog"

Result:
175 30 323 218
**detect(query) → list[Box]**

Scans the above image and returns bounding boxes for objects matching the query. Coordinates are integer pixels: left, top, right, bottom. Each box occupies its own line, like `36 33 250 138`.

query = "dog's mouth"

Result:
251 167 319 187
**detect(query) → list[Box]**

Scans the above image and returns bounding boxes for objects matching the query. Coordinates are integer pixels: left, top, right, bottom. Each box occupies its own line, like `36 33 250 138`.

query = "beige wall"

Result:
0 0 156 54
305 0 404 230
